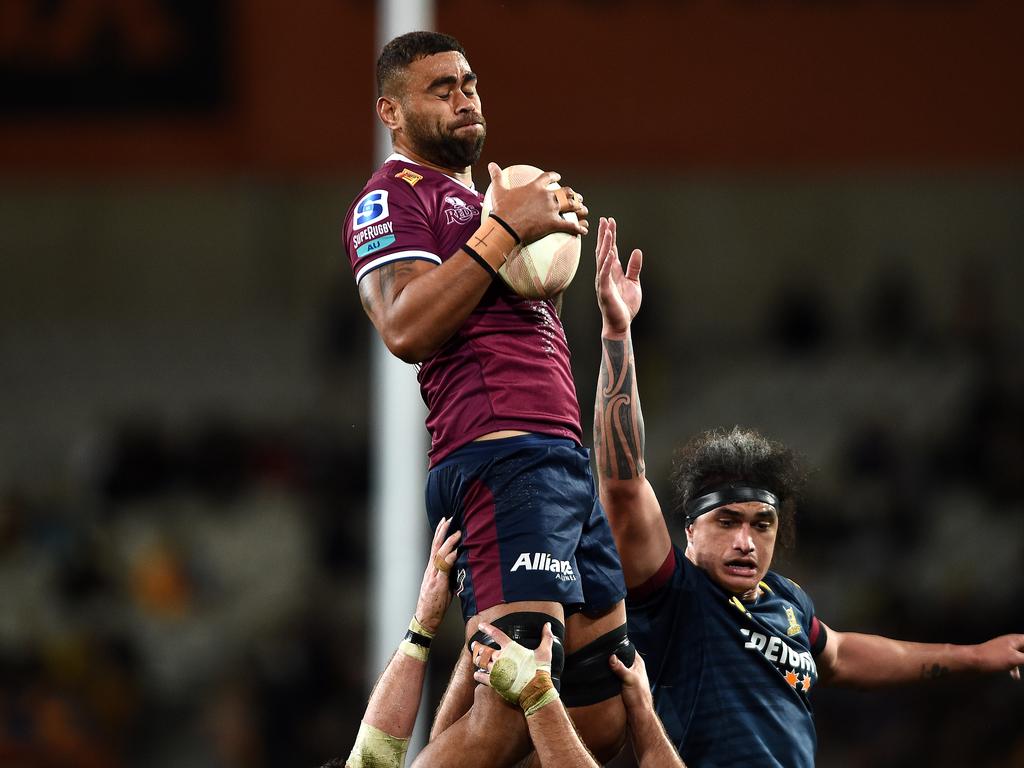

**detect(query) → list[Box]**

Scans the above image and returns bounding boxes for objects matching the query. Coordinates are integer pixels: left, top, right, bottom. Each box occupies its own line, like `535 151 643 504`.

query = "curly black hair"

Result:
669 426 807 549
377 31 467 97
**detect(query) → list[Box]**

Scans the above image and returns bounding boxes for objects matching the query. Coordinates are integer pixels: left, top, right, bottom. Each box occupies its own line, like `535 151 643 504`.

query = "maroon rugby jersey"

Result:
343 154 582 465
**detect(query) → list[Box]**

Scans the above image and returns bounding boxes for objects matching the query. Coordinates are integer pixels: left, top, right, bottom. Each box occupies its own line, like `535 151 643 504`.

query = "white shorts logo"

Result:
510 552 576 582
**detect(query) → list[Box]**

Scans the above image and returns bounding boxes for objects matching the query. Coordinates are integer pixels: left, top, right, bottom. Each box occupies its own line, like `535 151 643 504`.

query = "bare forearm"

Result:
594 330 645 484
593 328 671 587
827 632 976 687
526 702 600 768
362 650 429 737
627 706 685 768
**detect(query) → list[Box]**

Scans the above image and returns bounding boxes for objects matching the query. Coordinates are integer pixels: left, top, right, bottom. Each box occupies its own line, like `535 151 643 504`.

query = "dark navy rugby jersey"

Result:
627 545 827 768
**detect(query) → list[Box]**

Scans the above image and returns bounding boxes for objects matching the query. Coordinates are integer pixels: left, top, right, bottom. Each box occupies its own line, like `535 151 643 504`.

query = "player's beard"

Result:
404 111 487 171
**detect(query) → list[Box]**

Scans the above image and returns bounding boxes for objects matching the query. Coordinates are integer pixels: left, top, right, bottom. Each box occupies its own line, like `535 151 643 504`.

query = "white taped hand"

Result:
485 640 550 706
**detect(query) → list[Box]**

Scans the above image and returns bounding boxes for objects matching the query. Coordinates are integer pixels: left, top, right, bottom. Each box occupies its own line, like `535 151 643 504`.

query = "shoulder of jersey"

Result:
348 163 429 232
771 573 809 600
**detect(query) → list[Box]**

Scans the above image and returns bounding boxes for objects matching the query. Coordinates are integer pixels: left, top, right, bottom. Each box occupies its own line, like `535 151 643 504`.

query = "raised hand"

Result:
595 216 642 336
971 634 1024 681
415 516 462 635
610 648 655 716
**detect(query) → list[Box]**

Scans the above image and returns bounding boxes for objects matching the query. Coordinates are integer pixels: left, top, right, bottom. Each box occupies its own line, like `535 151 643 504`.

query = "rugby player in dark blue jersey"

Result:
591 217 1024 768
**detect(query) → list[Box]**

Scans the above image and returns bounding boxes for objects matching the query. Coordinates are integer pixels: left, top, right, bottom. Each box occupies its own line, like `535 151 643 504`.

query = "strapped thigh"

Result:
560 623 635 707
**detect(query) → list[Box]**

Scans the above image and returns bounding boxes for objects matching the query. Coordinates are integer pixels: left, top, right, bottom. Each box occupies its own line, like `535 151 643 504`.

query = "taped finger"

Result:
475 644 496 670
554 187 576 214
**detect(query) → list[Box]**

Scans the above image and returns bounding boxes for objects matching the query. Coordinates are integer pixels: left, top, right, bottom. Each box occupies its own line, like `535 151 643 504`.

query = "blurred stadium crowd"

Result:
2 1 1022 766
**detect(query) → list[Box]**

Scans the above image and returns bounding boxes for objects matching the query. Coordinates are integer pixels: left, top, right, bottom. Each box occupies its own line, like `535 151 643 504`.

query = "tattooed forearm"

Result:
595 336 645 480
377 261 418 304
921 663 950 680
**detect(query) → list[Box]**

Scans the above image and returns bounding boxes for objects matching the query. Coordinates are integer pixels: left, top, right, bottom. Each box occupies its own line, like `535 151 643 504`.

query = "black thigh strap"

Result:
561 623 635 707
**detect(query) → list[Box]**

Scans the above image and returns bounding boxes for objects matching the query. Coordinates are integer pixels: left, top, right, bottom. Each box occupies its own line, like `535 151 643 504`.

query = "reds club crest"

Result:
443 195 480 226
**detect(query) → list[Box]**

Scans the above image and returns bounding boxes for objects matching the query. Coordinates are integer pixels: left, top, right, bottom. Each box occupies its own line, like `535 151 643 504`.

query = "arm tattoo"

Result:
921 663 949 680
595 336 645 480
377 261 418 305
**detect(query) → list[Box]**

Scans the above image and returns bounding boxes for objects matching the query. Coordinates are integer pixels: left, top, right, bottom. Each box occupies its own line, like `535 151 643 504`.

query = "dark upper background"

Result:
1 1 1022 766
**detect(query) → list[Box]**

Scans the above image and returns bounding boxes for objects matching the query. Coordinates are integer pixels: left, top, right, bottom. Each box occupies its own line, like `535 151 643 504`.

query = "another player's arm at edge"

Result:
359 166 588 363
523 691 601 768
609 650 686 768
592 217 672 588
816 623 1024 687
340 518 462 768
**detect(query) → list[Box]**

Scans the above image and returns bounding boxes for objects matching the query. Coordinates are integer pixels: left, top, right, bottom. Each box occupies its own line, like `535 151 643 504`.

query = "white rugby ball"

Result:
482 164 581 300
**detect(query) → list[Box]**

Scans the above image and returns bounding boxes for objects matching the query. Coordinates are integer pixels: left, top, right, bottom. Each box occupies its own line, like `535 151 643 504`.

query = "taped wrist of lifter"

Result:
462 216 519 277
399 615 434 662
347 721 409 768
519 670 559 717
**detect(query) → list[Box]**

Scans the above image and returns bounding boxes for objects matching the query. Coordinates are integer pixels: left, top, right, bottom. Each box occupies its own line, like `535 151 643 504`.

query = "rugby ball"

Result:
482 164 581 300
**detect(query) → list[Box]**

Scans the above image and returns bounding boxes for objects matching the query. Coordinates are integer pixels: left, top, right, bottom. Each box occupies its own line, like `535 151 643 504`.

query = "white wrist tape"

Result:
347 721 409 768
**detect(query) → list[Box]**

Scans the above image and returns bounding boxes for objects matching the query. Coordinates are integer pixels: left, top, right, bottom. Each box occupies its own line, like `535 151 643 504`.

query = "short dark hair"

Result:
670 426 807 549
318 759 345 768
376 31 467 97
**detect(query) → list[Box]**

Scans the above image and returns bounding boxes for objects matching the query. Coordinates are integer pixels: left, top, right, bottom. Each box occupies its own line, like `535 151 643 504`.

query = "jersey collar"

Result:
386 152 477 193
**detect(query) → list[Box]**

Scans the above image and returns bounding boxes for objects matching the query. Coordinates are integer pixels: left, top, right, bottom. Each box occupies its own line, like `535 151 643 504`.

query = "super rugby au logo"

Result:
443 195 480 226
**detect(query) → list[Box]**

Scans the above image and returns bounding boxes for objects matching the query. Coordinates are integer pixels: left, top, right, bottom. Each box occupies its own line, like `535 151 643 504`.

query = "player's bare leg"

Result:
413 600 563 768
564 600 629 763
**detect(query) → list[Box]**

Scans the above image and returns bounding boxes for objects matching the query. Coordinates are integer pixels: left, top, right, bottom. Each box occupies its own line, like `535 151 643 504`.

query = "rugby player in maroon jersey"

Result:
343 32 633 766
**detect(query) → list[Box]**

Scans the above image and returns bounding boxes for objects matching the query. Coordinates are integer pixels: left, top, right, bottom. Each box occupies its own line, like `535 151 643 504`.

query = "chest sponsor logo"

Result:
740 627 817 694
511 552 576 582
395 168 423 187
443 194 480 226
354 189 389 229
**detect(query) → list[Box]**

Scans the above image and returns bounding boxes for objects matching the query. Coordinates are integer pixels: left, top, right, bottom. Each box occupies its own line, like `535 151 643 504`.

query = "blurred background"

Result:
1 1 1022 766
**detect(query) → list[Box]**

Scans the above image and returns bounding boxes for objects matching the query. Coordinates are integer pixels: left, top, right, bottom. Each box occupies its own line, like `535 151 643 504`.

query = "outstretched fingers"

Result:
438 527 461 570
430 515 451 553
471 621 513 685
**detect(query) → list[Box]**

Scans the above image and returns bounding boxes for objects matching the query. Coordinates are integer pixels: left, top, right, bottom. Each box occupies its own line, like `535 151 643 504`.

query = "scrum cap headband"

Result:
684 485 779 525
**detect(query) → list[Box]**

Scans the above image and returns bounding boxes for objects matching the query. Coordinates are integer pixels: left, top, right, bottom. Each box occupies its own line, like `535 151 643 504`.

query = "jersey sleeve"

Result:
344 176 442 284
784 577 828 656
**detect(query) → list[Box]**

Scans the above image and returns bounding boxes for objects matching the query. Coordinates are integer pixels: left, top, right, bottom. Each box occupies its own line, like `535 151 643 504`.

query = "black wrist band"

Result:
488 213 521 244
404 629 432 648
463 244 499 279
